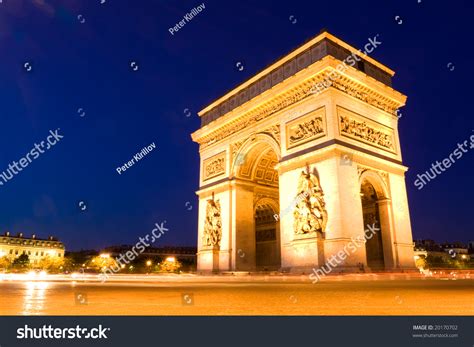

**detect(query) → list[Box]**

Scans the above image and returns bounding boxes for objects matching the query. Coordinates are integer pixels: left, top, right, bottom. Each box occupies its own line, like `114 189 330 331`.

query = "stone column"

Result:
388 173 416 269
377 198 396 269
230 181 256 271
324 156 368 272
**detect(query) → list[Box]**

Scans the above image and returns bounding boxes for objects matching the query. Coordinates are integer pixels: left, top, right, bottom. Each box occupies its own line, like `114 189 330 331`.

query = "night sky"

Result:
0 0 472 251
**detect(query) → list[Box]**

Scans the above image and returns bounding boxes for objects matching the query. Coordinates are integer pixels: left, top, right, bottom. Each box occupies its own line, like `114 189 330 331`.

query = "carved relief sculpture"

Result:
263 125 281 145
293 167 328 236
338 107 395 152
286 108 326 149
289 118 323 143
203 152 226 180
202 193 222 248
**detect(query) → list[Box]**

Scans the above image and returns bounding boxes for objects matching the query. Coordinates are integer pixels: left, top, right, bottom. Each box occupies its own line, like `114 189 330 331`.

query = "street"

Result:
0 273 472 315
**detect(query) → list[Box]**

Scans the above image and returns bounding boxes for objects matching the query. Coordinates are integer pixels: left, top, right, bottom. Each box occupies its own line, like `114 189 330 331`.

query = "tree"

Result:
0 256 13 270
415 256 427 270
12 254 30 271
36 255 65 273
87 255 118 273
155 258 182 273
67 251 97 269
61 256 76 272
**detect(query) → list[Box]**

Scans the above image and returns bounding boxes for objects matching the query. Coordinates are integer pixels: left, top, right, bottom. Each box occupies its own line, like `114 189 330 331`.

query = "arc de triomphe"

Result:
191 31 415 273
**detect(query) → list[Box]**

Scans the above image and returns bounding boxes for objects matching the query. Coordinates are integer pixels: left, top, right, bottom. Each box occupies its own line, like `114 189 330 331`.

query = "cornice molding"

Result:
192 61 405 150
198 31 396 118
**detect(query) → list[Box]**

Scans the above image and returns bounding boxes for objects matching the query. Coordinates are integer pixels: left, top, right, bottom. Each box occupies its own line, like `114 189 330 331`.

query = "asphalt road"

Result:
0 274 472 315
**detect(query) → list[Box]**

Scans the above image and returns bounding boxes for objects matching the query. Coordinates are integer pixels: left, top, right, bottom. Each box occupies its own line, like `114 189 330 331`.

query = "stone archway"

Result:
232 135 281 271
359 171 395 271
193 32 416 273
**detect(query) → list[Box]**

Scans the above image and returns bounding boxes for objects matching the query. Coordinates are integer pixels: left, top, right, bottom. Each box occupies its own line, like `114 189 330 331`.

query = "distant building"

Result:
414 239 471 262
440 242 468 254
414 239 442 252
440 242 470 261
0 232 65 264
469 241 474 254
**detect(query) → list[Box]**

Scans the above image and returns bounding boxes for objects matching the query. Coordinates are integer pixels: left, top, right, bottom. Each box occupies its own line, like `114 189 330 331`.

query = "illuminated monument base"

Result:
192 32 415 273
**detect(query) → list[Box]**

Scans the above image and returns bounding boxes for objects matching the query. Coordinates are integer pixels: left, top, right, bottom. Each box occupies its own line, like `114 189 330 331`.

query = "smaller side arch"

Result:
359 170 396 270
359 170 390 200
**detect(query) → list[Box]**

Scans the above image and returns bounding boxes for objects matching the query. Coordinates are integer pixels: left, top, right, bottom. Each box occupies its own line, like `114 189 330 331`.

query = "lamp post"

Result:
146 260 152 274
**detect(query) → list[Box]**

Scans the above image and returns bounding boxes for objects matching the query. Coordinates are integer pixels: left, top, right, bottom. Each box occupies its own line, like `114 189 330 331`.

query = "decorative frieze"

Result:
195 67 400 150
203 152 226 181
198 81 315 149
286 107 326 149
330 73 397 115
338 106 396 153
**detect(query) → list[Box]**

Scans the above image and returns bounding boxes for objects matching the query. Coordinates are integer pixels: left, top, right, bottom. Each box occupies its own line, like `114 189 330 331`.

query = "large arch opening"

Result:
234 136 281 271
254 200 280 270
360 179 385 270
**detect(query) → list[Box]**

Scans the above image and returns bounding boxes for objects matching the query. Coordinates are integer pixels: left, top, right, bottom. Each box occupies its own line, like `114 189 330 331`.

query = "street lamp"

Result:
166 257 176 263
146 260 152 267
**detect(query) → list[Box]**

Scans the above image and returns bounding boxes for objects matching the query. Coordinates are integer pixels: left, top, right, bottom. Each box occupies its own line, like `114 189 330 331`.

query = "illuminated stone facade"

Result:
0 232 65 264
191 31 415 272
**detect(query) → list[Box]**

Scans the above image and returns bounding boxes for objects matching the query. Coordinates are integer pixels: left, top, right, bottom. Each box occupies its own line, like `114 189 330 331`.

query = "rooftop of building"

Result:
0 232 64 248
414 239 472 252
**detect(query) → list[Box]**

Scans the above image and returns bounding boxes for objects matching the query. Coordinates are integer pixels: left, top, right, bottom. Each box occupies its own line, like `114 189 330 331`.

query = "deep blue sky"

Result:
0 0 472 250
